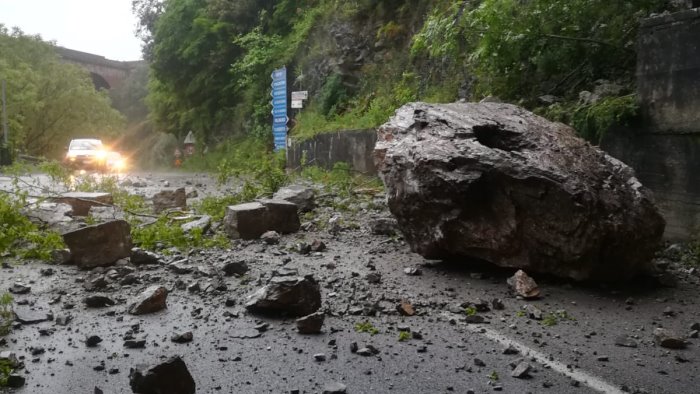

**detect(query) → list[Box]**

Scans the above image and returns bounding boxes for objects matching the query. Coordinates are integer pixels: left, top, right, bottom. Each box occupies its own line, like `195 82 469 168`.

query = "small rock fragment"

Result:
322 382 347 394
403 267 422 276
511 362 532 378
261 231 280 245
507 270 541 299
86 335 103 347
221 260 249 276
365 273 382 284
503 345 519 355
171 331 194 343
654 328 687 349
397 300 415 316
614 335 638 348
9 282 31 295
83 295 116 308
128 286 168 315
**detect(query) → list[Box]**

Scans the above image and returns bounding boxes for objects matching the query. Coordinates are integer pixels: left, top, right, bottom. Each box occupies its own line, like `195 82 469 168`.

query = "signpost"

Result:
271 67 288 151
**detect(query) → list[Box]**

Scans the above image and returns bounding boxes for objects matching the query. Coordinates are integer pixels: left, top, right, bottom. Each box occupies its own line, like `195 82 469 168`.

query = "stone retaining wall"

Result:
287 129 377 175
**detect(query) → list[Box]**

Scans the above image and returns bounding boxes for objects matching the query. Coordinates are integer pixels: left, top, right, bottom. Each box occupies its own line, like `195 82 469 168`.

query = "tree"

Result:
146 0 276 142
0 26 124 158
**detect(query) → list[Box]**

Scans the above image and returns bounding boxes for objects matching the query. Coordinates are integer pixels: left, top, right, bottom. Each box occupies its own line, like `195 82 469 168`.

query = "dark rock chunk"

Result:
223 200 300 240
511 362 532 378
273 185 315 212
259 199 301 234
503 345 519 355
223 202 268 239
9 282 31 295
51 248 73 265
374 102 664 280
128 286 168 315
310 239 326 252
403 267 422 276
366 273 382 284
86 335 102 347
129 356 195 394
369 217 398 236
63 220 133 269
131 248 161 266
6 374 25 388
296 311 325 334
397 300 416 316
124 339 146 349
654 328 687 349
220 260 249 276
84 295 116 308
261 231 280 245
245 276 321 317
152 188 187 214
492 298 505 310
507 270 540 299
465 315 484 324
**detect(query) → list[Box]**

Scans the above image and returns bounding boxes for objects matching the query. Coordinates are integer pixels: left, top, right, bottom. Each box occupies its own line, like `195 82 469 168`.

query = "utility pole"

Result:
1 79 7 146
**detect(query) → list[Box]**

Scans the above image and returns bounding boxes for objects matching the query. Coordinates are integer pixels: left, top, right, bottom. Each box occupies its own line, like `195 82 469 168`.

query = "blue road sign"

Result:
271 67 287 151
271 87 286 98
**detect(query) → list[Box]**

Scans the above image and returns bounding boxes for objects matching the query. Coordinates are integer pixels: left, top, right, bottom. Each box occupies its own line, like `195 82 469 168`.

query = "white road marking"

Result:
459 320 625 394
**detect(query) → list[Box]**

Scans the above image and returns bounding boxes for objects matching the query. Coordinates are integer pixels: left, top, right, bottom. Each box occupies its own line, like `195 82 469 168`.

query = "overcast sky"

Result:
0 0 143 61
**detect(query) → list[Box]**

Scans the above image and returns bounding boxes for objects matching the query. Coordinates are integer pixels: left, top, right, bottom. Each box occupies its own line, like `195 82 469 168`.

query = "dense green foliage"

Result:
0 187 64 260
140 0 676 152
0 26 124 158
0 292 12 337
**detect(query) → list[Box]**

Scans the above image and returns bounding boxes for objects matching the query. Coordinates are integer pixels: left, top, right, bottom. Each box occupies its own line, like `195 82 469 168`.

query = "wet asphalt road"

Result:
1 171 699 394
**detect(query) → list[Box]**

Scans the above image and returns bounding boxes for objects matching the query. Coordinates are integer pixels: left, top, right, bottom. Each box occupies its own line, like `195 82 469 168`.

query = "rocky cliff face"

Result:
374 102 665 281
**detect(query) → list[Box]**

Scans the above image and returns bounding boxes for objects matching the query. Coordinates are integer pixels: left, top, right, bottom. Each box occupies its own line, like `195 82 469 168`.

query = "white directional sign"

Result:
291 100 303 109
291 91 308 100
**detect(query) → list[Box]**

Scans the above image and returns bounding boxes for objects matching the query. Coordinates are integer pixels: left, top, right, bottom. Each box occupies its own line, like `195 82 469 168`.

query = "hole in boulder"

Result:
472 124 531 152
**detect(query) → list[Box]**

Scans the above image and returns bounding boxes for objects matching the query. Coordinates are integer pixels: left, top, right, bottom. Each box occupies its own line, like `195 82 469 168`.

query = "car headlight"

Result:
66 152 76 158
95 150 107 160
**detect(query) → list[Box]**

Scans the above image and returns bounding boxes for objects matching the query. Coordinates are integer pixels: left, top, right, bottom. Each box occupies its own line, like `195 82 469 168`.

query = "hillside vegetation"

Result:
137 0 676 158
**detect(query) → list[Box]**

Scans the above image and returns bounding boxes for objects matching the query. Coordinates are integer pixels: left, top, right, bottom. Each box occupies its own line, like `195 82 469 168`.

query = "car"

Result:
64 138 108 171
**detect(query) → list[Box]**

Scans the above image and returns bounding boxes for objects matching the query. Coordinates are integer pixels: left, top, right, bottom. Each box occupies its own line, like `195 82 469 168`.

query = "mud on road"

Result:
1 172 699 394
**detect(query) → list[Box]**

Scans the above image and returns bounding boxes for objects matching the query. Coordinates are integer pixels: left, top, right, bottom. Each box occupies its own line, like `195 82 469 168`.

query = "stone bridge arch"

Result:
55 46 143 90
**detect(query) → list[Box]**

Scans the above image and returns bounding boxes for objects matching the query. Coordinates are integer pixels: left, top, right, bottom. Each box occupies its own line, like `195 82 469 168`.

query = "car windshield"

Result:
70 140 102 150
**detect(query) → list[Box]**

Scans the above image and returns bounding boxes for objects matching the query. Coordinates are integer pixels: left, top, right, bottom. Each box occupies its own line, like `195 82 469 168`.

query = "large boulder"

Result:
373 102 665 281
62 220 133 269
223 200 300 240
245 276 321 317
152 188 187 214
